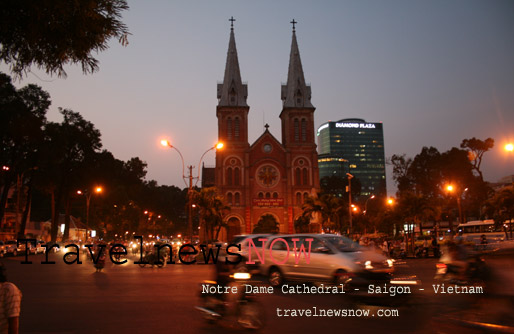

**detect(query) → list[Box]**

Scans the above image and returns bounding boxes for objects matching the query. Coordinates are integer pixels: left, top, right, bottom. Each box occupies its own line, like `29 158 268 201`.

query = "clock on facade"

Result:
256 165 279 188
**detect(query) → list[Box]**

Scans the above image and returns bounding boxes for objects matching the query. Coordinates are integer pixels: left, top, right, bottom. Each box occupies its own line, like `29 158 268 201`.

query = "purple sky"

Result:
2 0 513 193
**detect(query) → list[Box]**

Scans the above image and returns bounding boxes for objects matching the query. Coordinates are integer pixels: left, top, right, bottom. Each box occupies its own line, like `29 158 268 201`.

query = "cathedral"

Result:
213 21 319 240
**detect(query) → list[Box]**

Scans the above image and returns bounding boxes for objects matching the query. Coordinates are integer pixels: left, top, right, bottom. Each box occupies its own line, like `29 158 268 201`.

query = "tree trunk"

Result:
50 191 58 242
0 175 14 228
18 173 34 239
63 196 71 241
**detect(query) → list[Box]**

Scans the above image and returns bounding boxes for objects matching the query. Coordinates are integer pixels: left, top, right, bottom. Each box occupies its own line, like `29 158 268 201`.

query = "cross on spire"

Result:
264 123 270 130
290 19 297 32
229 16 236 30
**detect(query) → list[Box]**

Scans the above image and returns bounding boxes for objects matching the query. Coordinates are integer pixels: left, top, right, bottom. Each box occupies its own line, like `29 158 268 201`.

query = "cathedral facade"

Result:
214 23 319 240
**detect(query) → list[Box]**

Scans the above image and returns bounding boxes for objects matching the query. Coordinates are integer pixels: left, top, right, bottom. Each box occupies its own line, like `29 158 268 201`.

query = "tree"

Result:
253 214 279 234
302 194 346 233
460 137 494 182
0 73 49 232
0 0 130 77
483 186 514 239
38 109 102 241
192 188 229 242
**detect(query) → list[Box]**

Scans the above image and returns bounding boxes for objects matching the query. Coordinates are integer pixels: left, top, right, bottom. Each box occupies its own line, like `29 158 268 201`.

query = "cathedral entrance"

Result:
253 214 279 233
226 217 241 242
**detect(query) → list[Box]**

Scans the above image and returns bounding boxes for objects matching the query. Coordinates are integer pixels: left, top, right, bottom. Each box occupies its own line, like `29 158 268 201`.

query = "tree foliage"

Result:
253 214 279 234
460 137 494 181
0 0 130 77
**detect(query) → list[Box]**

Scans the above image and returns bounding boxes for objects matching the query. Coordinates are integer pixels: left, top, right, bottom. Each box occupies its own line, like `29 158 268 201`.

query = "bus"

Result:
456 220 506 244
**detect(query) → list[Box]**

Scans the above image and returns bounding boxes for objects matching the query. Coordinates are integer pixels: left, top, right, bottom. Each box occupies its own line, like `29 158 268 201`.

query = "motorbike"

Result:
435 245 490 285
196 272 264 330
138 251 168 268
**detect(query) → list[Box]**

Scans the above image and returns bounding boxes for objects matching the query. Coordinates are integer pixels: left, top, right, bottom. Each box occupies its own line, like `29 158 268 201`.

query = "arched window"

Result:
234 167 240 186
258 192 264 199
273 192 278 199
296 192 302 205
294 118 299 142
301 119 307 141
226 168 233 186
227 117 232 140
302 168 308 185
265 192 271 199
295 168 301 185
227 193 233 205
303 192 309 203
234 118 240 139
235 193 240 205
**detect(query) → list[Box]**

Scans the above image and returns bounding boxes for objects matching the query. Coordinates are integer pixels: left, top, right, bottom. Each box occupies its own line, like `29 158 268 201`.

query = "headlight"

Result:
365 260 373 269
387 259 394 267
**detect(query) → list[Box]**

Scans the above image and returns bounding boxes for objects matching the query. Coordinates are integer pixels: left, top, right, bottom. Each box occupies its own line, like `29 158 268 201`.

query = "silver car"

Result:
259 234 394 288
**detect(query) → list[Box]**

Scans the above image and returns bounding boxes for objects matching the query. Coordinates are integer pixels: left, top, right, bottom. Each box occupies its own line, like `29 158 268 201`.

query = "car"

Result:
0 241 5 257
35 240 46 254
259 234 395 291
4 240 24 256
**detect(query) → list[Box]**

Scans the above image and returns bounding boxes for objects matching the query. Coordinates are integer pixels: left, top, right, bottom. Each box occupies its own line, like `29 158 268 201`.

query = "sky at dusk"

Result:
2 0 513 193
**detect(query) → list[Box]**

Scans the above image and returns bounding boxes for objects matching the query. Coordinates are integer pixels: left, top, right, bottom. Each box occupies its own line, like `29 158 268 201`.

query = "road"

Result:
4 251 513 334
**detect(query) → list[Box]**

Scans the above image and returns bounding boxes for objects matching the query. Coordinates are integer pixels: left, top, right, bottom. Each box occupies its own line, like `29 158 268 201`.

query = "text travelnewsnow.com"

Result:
276 307 399 317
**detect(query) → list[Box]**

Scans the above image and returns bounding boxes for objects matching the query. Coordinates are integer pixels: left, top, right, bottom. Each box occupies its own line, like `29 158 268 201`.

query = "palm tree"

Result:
192 187 230 242
302 193 346 233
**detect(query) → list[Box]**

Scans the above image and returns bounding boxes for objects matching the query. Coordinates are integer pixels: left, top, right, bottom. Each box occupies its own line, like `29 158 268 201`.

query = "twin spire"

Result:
217 18 313 109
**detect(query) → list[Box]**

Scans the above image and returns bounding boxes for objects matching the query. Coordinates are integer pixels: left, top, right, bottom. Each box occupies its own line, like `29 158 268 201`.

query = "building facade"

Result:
317 118 386 198
213 23 319 240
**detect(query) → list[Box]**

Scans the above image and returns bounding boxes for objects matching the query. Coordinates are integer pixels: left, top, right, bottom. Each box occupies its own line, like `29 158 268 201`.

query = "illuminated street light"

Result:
161 138 224 240
364 195 376 215
506 143 514 152
387 198 395 206
77 186 104 240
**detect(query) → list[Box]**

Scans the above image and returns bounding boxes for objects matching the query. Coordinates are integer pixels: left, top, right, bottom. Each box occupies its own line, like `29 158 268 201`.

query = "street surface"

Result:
4 252 513 334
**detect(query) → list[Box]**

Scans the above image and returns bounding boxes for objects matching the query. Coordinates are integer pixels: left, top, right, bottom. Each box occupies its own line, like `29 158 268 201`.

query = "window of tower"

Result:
227 118 233 140
301 119 307 141
226 167 233 186
234 117 240 139
302 168 308 185
235 192 240 205
296 192 302 205
295 168 301 185
234 167 240 186
294 118 299 141
227 192 233 205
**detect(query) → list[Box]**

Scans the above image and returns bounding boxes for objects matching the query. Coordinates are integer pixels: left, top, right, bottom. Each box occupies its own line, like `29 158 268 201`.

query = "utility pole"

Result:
347 173 354 236
187 165 194 242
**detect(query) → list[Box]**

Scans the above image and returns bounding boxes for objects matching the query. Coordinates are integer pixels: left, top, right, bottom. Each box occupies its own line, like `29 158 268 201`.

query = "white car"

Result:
259 234 394 289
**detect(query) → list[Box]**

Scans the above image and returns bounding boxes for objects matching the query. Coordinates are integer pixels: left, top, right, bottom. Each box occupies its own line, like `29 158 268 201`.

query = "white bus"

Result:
457 220 506 244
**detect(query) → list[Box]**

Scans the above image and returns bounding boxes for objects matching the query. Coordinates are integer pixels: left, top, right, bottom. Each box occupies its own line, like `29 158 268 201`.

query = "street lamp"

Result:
347 173 354 235
505 143 513 152
161 139 223 241
364 195 376 214
445 184 467 236
77 186 103 240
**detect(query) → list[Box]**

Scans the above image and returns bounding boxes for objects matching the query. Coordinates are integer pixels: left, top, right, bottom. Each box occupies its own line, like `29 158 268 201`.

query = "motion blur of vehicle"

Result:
259 234 397 293
229 234 272 273
196 267 264 330
435 241 490 285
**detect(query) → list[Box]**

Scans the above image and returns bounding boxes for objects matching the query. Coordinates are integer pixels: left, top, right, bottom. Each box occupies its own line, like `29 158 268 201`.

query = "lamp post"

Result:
347 173 354 235
77 186 103 240
364 195 376 215
161 139 223 241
